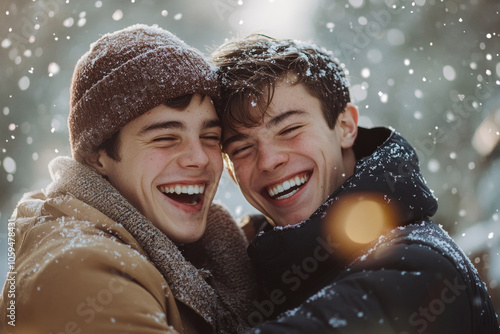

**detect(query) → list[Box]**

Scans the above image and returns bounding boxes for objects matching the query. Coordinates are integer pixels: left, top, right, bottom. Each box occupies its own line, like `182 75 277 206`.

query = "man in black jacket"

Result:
212 35 500 333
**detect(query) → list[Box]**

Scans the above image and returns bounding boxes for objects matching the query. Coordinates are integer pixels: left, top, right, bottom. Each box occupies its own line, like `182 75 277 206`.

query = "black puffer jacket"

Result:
245 127 499 333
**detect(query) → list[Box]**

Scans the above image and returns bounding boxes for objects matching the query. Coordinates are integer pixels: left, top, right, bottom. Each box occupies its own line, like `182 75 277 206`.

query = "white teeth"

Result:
159 184 205 195
277 189 298 200
267 174 310 199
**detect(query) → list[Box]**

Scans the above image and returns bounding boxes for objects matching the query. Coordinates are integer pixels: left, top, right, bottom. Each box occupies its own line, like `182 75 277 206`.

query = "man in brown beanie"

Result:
0 24 258 333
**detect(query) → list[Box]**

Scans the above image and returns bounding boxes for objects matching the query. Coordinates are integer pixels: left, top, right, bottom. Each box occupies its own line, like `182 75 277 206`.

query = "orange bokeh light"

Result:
323 192 400 256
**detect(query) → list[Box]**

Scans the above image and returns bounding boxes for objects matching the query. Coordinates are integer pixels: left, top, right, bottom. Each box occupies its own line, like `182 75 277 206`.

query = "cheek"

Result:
291 130 326 149
208 149 224 171
141 150 173 169
231 163 249 186
289 133 325 160
131 154 170 187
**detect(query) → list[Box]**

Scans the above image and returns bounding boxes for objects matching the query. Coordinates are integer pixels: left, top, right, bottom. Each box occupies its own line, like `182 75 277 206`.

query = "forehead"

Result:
251 82 319 128
222 83 316 142
249 78 315 117
124 98 219 134
223 73 302 121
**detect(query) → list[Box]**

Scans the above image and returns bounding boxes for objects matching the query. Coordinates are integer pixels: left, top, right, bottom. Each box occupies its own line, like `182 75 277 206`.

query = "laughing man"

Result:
212 35 499 333
0 25 257 333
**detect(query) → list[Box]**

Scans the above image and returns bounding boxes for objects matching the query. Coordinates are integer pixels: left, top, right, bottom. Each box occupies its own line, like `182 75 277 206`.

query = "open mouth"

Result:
265 171 311 200
158 184 205 206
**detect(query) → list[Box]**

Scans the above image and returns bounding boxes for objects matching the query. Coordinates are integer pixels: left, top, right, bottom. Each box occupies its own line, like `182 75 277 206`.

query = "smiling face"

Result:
88 94 223 243
223 80 358 227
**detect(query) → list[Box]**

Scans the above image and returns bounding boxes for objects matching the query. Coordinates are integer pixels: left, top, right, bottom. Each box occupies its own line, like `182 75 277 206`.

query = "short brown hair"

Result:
212 34 350 145
97 94 197 161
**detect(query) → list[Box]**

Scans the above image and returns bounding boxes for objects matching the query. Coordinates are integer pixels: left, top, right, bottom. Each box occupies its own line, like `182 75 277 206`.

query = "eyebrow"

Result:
267 110 306 128
139 121 185 135
222 132 249 149
139 118 221 135
203 119 222 130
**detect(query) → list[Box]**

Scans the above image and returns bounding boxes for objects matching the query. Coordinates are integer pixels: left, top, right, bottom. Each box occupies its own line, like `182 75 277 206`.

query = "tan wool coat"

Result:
0 156 258 334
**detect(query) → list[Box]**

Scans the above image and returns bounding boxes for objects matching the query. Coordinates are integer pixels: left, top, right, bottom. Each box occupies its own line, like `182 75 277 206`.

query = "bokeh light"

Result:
323 192 399 256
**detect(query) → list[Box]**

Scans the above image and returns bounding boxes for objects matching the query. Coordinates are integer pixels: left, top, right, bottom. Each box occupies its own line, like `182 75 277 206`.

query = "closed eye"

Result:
280 125 303 136
203 135 221 141
202 135 221 145
153 136 176 142
230 144 252 157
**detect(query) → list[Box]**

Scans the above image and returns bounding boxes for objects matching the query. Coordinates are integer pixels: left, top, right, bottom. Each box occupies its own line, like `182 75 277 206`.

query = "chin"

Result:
151 215 205 244
170 228 205 244
274 211 312 227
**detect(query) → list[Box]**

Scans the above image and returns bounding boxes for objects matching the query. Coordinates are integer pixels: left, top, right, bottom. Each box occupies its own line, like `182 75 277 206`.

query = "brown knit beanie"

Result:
69 24 219 163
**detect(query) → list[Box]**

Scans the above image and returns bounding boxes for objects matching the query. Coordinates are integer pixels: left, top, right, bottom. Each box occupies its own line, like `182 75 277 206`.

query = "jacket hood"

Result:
312 126 438 224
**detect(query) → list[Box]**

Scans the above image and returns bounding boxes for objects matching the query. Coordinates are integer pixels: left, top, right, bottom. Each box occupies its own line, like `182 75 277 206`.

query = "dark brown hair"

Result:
97 94 196 161
212 35 350 147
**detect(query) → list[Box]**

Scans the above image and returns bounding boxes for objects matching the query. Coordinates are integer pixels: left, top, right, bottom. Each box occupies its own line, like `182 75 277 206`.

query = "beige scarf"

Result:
45 156 257 333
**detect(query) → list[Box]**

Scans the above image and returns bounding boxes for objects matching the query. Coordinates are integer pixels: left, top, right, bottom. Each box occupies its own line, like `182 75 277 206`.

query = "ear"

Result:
85 150 111 177
337 103 359 149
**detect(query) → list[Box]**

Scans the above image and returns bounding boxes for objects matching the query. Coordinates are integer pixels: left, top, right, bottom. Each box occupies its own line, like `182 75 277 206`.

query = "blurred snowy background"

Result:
1 0 499 310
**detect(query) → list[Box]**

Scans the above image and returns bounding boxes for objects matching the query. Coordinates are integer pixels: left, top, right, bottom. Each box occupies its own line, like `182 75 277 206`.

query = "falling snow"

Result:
1 0 500 316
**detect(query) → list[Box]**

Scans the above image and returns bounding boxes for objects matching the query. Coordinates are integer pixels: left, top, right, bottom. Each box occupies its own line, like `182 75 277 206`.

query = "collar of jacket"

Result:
247 126 439 314
44 156 229 331
313 126 438 223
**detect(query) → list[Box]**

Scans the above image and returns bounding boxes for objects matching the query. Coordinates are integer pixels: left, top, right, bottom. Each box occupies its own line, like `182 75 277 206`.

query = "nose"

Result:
256 142 289 172
178 139 210 169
